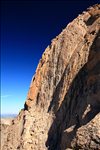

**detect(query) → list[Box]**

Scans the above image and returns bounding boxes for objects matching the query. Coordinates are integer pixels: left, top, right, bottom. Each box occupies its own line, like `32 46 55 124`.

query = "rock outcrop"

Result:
1 4 100 150
0 118 13 150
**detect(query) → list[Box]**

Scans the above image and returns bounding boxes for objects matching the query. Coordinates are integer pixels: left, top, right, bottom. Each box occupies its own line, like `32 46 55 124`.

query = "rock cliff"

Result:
1 4 100 150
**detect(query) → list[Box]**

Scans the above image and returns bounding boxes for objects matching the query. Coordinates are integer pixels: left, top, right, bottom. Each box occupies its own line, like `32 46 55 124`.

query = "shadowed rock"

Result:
1 4 100 150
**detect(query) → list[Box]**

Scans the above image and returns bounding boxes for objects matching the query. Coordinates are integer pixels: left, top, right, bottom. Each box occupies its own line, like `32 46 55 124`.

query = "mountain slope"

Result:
1 4 100 150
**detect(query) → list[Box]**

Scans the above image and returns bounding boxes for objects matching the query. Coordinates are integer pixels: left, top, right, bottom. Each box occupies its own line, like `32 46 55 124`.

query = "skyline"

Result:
1 0 99 114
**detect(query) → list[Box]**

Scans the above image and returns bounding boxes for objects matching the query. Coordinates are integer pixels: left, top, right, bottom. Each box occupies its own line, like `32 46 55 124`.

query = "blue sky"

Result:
1 0 99 114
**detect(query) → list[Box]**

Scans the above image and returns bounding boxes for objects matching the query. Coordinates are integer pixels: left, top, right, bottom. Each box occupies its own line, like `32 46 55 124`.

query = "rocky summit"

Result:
1 4 100 150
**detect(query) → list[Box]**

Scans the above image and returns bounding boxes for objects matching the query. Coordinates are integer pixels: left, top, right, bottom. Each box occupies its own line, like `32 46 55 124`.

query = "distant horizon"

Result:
1 113 18 118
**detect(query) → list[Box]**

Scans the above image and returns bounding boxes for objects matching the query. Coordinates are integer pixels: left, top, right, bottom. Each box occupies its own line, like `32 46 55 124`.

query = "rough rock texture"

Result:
0 118 13 149
1 4 100 150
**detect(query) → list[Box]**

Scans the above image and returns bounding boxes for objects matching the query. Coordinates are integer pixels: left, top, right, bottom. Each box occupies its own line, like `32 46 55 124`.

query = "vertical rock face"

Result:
2 4 100 150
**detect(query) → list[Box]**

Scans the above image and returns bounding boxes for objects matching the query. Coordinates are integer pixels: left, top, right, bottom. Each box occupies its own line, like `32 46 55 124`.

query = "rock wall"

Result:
2 4 100 150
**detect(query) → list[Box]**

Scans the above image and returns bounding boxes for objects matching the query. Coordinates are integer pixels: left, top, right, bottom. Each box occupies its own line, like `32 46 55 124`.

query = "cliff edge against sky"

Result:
1 4 100 150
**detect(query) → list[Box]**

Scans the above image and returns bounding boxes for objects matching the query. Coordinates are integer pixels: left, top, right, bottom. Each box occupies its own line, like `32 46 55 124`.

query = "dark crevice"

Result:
36 93 40 105
85 14 100 26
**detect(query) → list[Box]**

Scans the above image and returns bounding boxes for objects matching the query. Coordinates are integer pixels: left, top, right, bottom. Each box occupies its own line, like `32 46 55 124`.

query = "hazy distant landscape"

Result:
1 114 17 118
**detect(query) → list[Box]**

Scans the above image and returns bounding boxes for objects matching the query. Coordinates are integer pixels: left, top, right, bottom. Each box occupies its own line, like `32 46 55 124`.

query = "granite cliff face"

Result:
1 4 100 150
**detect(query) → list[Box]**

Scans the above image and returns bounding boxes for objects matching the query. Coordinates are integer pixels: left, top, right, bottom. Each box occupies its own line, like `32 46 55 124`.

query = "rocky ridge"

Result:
1 4 100 150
